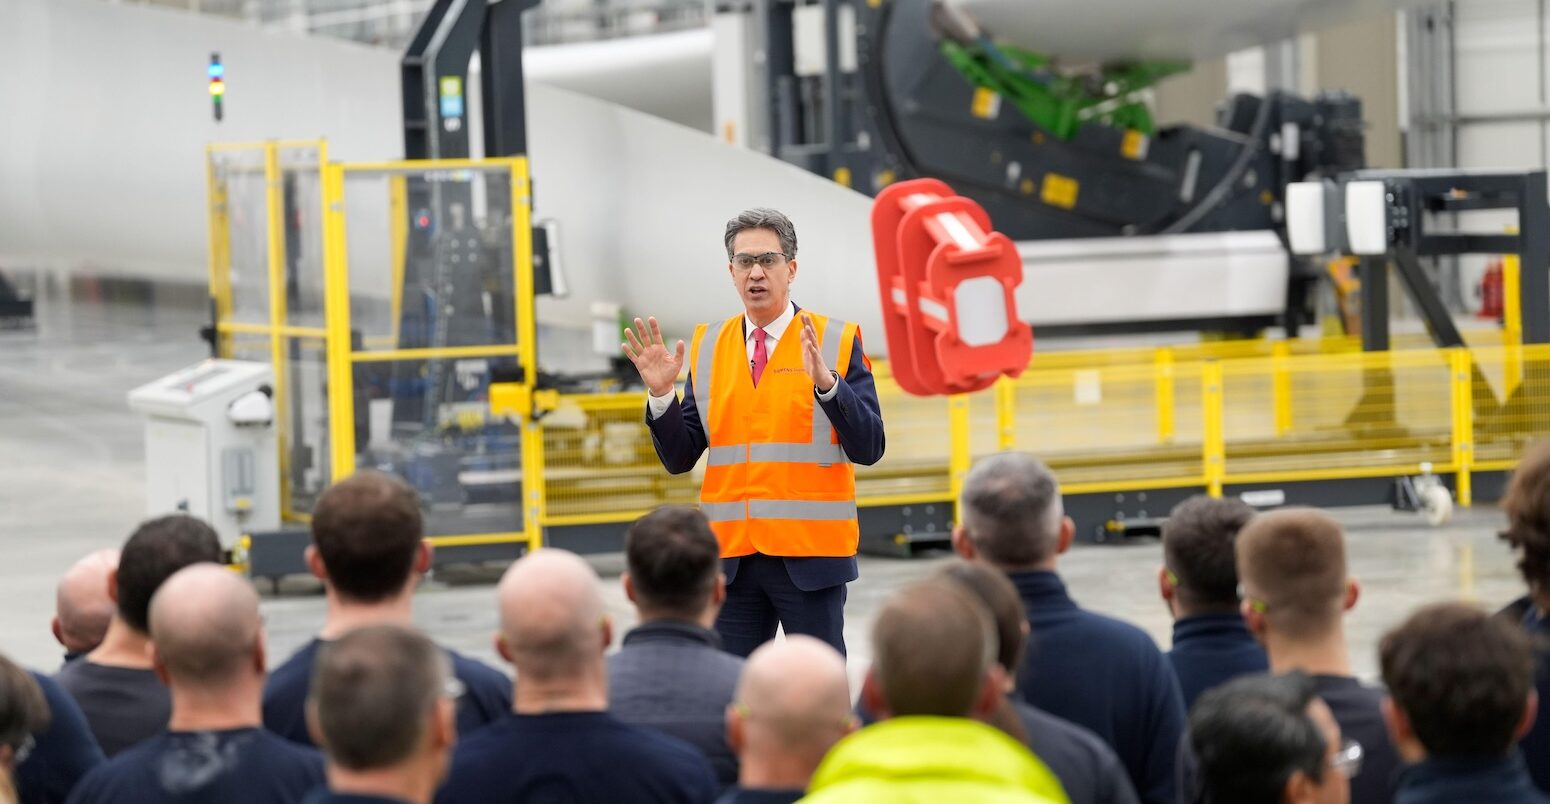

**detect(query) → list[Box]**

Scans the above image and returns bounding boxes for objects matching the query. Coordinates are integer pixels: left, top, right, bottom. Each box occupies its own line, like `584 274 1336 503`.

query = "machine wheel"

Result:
1421 485 1454 527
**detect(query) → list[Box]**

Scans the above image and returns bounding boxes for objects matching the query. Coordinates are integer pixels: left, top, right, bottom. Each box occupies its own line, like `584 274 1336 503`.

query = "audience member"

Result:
1498 437 1550 793
718 636 852 804
56 515 220 756
1236 508 1400 804
1158 495 1268 710
435 549 717 804
611 506 743 789
52 551 118 666
13 672 102 804
0 656 51 804
1379 603 1547 803
67 565 324 803
952 451 1185 804
262 471 510 747
301 625 455 804
937 560 1141 804
803 580 1064 803
1187 672 1354 804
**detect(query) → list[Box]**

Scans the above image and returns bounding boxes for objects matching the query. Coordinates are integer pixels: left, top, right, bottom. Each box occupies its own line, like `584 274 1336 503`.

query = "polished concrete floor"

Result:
0 274 1531 687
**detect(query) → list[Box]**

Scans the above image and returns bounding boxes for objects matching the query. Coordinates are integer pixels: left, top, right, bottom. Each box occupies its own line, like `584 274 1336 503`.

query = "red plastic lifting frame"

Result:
871 178 1033 396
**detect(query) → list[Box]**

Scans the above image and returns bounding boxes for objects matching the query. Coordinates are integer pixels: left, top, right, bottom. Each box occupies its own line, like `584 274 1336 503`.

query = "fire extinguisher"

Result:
1480 261 1504 320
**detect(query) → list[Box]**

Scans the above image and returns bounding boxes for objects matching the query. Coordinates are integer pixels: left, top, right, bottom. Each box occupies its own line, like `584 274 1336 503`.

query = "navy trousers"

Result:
715 554 847 658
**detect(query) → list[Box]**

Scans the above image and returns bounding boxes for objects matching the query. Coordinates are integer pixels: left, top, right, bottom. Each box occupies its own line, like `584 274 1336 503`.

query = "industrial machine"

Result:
713 0 1368 335
127 360 279 547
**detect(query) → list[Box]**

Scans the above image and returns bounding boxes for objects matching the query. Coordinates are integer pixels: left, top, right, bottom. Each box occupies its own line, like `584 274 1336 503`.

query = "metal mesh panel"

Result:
856 368 952 501
540 395 699 521
210 149 270 325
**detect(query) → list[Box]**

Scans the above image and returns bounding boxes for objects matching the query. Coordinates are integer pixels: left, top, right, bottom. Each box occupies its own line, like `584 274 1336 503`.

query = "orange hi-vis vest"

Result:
690 310 861 559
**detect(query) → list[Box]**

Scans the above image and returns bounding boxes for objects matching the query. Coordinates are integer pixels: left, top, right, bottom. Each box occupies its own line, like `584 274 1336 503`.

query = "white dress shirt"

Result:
647 301 839 419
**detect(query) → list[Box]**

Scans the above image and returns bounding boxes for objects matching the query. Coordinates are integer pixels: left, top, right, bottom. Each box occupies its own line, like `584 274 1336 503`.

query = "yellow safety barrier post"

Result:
1272 341 1293 436
1201 362 1225 498
1449 347 1474 507
948 394 973 511
320 162 356 480
994 376 1017 450
1154 347 1175 443
1505 253 1524 395
511 159 544 550
261 142 295 519
205 145 235 359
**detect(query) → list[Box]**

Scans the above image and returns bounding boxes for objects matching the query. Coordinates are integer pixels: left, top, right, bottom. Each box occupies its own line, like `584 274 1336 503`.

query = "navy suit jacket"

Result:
646 306 885 592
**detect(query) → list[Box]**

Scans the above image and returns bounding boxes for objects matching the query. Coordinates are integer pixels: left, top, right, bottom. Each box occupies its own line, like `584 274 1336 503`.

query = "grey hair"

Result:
959 452 1064 567
724 208 798 259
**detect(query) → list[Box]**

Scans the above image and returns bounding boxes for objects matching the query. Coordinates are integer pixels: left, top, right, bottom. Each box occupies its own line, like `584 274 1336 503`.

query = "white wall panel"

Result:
1454 0 1541 116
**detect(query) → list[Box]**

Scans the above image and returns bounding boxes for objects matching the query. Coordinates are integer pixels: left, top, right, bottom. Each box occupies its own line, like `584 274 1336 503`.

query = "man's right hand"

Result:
622 316 685 398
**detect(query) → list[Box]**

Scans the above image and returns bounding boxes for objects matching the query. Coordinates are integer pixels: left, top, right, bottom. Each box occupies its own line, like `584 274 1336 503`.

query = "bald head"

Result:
497 549 607 682
55 549 118 655
734 636 852 765
149 564 263 689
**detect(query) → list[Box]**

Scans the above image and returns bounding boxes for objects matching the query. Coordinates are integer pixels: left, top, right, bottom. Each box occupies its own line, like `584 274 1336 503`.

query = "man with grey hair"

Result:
952 452 1186 804
624 207 885 657
68 564 325 803
303 625 455 804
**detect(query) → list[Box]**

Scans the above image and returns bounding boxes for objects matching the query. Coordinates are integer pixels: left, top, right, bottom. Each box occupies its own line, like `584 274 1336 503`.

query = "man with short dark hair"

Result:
802 580 1064 803
1158 495 1267 709
952 452 1184 804
1497 438 1550 793
1187 672 1354 804
609 506 743 788
52 550 118 665
263 471 509 747
1236 508 1400 804
68 565 324 803
1379 603 1547 803
56 515 221 756
302 625 455 804
436 549 718 804
718 636 853 804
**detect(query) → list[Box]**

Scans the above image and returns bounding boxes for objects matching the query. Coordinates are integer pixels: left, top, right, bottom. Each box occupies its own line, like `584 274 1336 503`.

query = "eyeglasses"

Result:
731 252 790 271
1236 583 1269 614
1330 738 1363 778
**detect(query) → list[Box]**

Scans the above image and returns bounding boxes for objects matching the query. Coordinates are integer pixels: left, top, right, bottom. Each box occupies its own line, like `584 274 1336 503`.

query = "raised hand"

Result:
800 313 836 393
622 316 685 397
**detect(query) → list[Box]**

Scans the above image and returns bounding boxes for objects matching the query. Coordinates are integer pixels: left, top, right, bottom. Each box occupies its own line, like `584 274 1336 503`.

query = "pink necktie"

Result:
751 328 769 386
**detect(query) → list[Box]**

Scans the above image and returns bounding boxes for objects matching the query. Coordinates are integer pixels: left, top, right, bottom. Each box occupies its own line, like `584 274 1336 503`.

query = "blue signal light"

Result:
208 62 224 79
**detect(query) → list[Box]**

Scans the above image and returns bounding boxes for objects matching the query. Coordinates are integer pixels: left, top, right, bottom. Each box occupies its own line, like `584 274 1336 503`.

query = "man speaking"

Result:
623 208 885 658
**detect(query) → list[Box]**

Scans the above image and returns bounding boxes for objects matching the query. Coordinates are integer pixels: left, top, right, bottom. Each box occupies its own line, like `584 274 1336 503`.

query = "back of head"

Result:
497 549 605 682
148 564 262 690
1379 602 1534 758
310 624 449 771
56 549 120 652
1235 508 1347 639
871 580 995 718
117 515 223 633
1502 439 1550 596
312 471 424 603
1163 496 1256 613
935 560 1026 673
0 654 48 763
1189 672 1327 804
625 506 720 620
959 452 1063 568
735 636 851 768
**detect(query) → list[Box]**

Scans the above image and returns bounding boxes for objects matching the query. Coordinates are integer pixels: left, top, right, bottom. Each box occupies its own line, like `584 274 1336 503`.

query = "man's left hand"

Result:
800 313 837 393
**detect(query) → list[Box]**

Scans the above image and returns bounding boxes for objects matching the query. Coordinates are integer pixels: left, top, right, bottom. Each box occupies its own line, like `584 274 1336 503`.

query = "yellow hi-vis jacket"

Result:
689 310 861 559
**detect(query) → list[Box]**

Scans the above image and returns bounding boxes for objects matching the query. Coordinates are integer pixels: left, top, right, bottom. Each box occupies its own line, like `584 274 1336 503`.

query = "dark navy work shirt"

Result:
54 661 169 757
64 727 324 804
713 789 803 804
16 671 104 804
1166 613 1269 712
434 711 717 804
1519 607 1550 794
1010 570 1186 804
1314 674 1401 804
608 620 743 789
1395 754 1550 804
263 638 510 746
300 793 411 804
1012 699 1140 804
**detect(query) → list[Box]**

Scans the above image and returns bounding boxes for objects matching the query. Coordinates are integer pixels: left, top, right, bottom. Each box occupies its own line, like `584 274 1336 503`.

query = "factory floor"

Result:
0 273 1528 686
